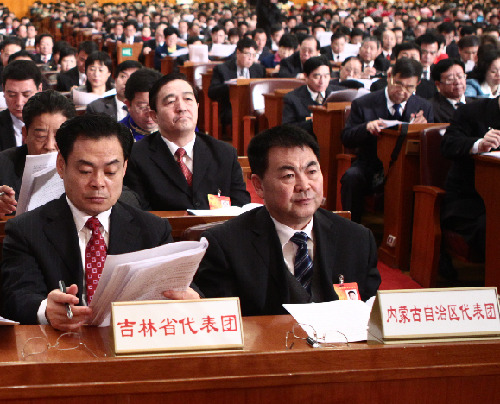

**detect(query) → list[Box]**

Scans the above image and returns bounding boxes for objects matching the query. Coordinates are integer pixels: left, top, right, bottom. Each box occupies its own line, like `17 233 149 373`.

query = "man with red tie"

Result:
125 72 250 211
0 114 198 330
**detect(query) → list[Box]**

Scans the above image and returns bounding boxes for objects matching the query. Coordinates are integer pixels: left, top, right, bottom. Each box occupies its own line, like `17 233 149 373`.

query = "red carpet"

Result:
378 261 422 290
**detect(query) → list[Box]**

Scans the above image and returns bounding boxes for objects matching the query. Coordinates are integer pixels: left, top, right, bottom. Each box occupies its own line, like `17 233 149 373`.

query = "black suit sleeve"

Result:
277 57 297 78
124 153 153 210
208 64 230 101
341 98 371 148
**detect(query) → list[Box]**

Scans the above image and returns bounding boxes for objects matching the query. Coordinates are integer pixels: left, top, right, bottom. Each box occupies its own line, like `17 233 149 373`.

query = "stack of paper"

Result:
187 203 262 216
90 238 209 326
16 152 65 216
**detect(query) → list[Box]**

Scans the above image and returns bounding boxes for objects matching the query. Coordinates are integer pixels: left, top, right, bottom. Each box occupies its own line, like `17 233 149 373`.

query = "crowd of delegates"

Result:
0 0 499 327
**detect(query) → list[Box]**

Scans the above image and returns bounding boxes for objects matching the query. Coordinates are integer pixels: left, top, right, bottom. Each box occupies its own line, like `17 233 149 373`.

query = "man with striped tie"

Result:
195 125 381 316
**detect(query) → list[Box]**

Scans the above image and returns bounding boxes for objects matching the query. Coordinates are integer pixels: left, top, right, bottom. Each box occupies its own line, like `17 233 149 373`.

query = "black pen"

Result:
58 280 73 320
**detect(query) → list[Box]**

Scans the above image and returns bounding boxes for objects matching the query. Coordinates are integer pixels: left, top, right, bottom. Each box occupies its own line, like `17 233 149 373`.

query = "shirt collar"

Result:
447 94 466 106
66 196 112 236
10 112 24 131
385 87 408 113
307 85 325 101
162 135 196 160
271 214 314 248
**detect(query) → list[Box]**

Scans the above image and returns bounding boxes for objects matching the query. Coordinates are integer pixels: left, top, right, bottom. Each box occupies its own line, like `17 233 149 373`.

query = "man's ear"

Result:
21 126 27 144
124 99 131 110
251 174 265 200
56 152 65 179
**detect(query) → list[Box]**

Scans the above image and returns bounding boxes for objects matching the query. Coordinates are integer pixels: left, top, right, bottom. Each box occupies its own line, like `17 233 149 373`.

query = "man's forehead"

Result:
4 79 37 90
269 146 319 165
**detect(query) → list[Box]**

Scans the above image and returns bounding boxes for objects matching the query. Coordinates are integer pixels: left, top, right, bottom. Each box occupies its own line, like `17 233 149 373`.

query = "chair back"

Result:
248 79 303 114
181 221 227 241
116 42 143 64
419 127 451 188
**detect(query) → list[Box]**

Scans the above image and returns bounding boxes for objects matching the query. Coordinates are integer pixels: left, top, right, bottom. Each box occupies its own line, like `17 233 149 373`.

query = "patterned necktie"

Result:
175 148 193 186
85 217 107 304
290 232 313 293
393 103 402 120
316 93 324 105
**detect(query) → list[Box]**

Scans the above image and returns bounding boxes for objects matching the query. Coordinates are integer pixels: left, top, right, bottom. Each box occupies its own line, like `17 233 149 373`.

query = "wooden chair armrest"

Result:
211 101 220 140
335 153 356 210
243 116 256 157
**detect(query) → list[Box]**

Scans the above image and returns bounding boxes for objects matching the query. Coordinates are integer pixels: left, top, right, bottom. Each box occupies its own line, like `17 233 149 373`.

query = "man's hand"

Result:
478 129 500 153
46 284 91 331
163 287 201 300
361 66 376 78
142 46 152 55
410 110 427 124
0 185 17 215
366 119 387 135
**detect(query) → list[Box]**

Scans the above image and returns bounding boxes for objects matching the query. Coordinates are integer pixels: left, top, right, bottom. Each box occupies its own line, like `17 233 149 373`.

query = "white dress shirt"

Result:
36 198 112 324
162 135 196 173
271 216 314 275
116 97 128 121
10 112 24 146
385 87 408 117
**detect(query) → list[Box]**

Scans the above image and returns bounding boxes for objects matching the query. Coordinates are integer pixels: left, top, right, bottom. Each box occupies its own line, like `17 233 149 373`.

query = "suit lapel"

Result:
191 136 213 191
312 211 340 301
107 203 144 254
43 197 83 292
148 133 192 196
0 110 16 149
250 208 289 305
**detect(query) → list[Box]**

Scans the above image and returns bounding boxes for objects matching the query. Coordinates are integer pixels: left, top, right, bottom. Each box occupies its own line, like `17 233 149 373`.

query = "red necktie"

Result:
175 148 192 186
85 217 107 304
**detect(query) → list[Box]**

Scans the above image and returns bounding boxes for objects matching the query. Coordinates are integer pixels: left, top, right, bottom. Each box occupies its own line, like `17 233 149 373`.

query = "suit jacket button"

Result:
194 201 200 207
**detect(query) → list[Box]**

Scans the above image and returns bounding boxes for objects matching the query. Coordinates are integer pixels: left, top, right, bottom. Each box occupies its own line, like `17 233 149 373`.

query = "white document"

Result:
0 315 19 325
187 203 262 217
210 44 236 58
482 151 500 158
90 238 209 326
189 44 209 62
16 152 65 216
72 88 117 105
283 300 373 343
170 47 189 57
0 92 7 109
344 43 361 58
317 31 333 48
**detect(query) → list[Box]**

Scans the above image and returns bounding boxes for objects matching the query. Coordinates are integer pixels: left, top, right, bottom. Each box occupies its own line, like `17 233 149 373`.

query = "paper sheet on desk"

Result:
283 299 374 342
90 238 209 326
16 152 65 216
0 316 19 325
187 203 262 216
481 151 500 158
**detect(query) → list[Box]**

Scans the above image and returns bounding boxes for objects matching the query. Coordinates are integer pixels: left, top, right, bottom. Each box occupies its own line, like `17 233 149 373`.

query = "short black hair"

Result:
7 50 34 64
415 33 439 47
350 28 364 38
163 27 179 37
22 90 76 130
330 31 346 42
248 124 320 178
458 35 480 49
78 40 99 55
116 59 142 76
392 57 423 79
56 114 133 162
430 58 465 82
84 51 113 92
0 36 24 51
59 46 77 61
123 20 137 30
236 37 257 52
393 42 421 59
211 25 225 35
36 33 54 46
125 68 162 101
279 34 298 49
299 35 320 50
437 22 456 34
2 59 42 88
149 72 198 112
303 55 330 76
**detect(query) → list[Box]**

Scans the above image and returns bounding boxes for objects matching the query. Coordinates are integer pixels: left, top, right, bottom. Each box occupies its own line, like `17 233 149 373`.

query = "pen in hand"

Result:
59 280 73 320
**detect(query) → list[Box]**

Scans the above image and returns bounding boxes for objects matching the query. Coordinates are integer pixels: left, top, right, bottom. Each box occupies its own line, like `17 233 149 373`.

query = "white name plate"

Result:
368 287 500 344
111 298 243 355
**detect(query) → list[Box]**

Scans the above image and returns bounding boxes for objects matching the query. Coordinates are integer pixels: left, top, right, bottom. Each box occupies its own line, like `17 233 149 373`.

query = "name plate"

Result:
368 287 500 344
111 298 243 355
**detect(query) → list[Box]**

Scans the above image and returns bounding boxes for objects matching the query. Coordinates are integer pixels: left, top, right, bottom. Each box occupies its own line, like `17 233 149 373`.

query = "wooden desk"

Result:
161 56 176 76
311 102 351 211
1 316 500 403
263 88 294 128
475 154 500 290
150 211 229 240
377 123 448 271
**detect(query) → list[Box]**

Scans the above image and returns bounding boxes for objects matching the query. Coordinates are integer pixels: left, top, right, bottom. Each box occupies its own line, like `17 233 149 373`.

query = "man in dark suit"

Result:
0 90 76 215
125 72 250 211
278 35 320 78
440 97 500 261
282 56 344 135
194 125 381 316
320 31 348 63
86 60 142 120
0 114 196 329
430 59 472 123
0 60 42 152
31 34 56 69
56 41 98 92
358 36 390 77
341 58 434 223
208 37 266 129
253 28 273 64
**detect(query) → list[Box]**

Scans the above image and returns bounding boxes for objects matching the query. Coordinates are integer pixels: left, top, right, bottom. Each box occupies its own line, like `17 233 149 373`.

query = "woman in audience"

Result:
58 47 77 73
72 51 114 104
465 48 500 98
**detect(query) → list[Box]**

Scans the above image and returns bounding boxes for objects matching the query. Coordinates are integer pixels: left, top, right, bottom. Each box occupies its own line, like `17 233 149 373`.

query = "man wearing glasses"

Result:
430 59 471 123
208 37 265 134
278 35 320 78
120 68 162 141
340 58 434 223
